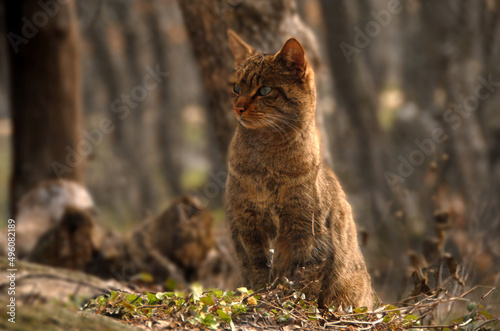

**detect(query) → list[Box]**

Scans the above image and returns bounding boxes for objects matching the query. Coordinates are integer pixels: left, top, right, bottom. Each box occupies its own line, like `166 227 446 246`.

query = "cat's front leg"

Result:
229 208 275 290
239 228 271 290
272 211 316 283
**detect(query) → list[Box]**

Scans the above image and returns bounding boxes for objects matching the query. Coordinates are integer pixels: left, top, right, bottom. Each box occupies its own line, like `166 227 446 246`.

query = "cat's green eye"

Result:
233 84 240 94
258 86 272 96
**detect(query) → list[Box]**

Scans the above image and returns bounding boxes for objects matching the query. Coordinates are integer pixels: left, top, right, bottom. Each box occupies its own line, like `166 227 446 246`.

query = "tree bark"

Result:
146 0 183 196
320 0 391 221
420 0 490 200
177 0 236 163
5 0 84 217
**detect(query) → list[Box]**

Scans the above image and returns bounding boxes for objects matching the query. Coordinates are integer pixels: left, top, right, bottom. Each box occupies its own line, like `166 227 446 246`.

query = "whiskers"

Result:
265 113 302 138
242 111 302 143
254 117 288 140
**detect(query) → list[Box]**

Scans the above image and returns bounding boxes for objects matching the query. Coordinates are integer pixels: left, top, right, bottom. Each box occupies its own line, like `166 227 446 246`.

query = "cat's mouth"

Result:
238 116 266 129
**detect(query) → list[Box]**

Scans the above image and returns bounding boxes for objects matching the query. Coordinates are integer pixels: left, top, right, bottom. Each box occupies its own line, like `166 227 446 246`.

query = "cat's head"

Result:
227 30 316 132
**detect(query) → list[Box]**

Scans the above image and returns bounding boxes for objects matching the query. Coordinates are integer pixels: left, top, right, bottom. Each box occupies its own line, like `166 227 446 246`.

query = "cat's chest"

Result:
237 172 282 209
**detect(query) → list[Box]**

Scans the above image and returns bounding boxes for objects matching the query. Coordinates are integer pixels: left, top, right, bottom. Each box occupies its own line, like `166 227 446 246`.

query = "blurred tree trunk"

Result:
420 1 491 200
146 0 183 196
85 11 126 143
352 0 390 93
0 4 7 116
177 0 236 163
83 4 142 222
400 2 442 116
114 1 156 214
320 0 391 221
5 0 84 217
401 0 500 284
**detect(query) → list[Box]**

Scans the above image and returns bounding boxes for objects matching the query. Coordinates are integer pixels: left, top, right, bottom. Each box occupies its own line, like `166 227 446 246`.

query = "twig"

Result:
468 286 496 318
136 304 172 309
325 318 384 327
415 317 473 329
473 317 500 330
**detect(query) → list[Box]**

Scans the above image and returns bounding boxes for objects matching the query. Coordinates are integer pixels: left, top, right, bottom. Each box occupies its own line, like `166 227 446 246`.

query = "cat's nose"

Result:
234 106 246 114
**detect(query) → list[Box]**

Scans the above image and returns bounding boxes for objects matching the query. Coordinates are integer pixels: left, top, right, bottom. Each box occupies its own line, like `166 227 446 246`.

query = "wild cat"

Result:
225 30 373 308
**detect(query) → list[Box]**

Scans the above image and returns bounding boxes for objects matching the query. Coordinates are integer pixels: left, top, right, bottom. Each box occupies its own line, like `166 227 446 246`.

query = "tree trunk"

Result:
177 0 236 163
400 0 500 286
146 0 183 196
5 0 84 217
320 0 391 221
419 0 491 201
114 0 157 214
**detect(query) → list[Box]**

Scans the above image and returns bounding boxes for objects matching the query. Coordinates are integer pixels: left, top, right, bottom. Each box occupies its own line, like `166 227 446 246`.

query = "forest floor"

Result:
0 258 499 331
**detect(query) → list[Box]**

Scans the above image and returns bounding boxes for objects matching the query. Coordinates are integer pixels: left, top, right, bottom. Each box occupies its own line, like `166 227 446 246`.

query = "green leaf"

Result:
110 290 119 302
174 290 186 297
384 304 398 311
175 298 185 307
277 314 290 322
212 289 224 298
354 306 368 313
200 295 215 305
308 314 318 321
146 292 159 305
478 309 494 319
403 314 419 326
98 295 107 306
126 294 141 304
121 302 137 311
217 309 232 323
404 314 419 321
232 304 248 315
225 290 237 298
201 313 219 330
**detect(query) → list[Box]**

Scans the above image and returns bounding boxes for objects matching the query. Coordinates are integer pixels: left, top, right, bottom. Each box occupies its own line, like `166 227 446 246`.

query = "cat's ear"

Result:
274 38 306 76
227 30 254 68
